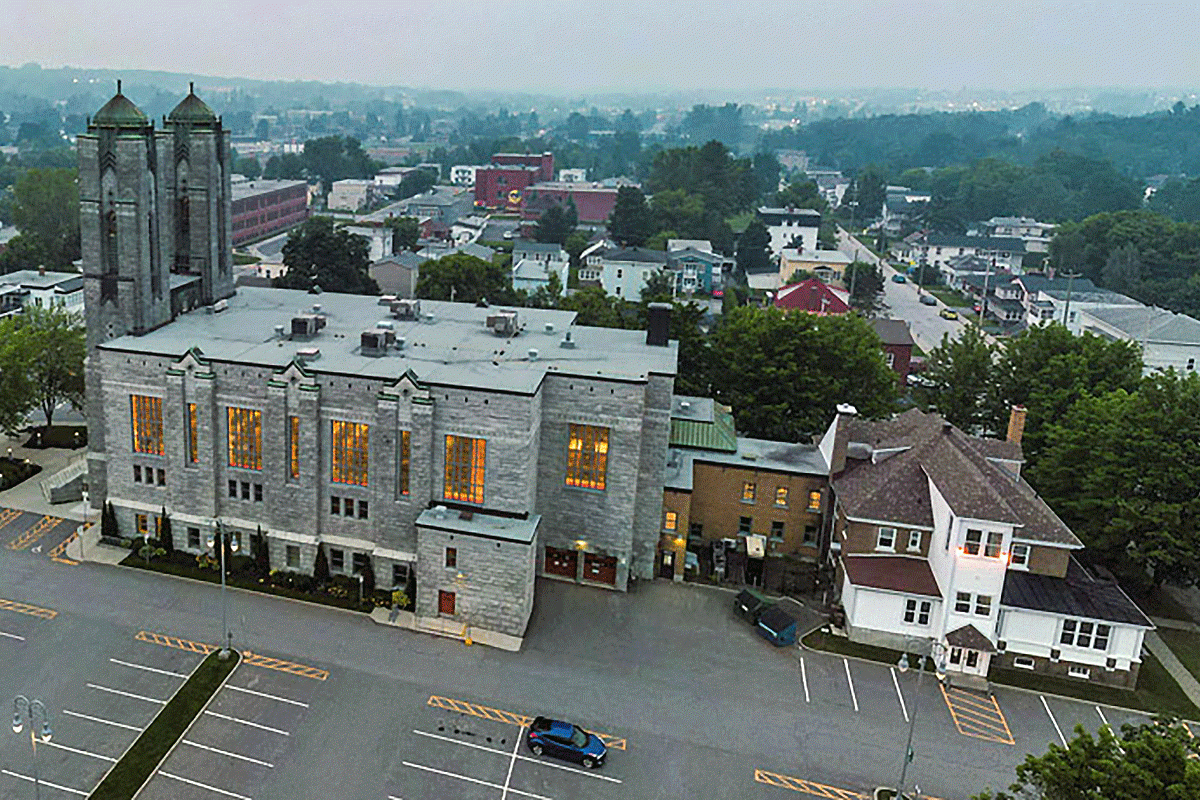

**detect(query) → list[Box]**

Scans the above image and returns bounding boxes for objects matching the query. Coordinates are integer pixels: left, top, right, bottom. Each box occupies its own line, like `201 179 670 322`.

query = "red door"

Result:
545 546 578 578
583 553 617 586
438 590 456 616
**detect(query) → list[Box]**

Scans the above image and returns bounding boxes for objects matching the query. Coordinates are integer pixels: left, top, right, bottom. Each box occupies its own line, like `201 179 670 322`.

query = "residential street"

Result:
0 522 1167 800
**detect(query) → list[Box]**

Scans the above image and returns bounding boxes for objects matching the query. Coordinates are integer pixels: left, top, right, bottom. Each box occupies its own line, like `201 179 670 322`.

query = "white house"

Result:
327 179 376 212
511 240 569 294
581 245 669 300
1079 305 1200 374
0 269 85 318
903 234 1026 274
974 217 1056 254
757 206 821 255
824 406 1151 688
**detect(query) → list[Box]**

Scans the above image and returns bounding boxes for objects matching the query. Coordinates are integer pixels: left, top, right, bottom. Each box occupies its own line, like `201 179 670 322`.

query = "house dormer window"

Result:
964 529 982 555
876 527 896 551
907 530 922 552
1010 543 1029 568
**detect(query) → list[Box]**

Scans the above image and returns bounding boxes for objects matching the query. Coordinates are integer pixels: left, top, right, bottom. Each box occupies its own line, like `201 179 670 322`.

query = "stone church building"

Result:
80 85 676 646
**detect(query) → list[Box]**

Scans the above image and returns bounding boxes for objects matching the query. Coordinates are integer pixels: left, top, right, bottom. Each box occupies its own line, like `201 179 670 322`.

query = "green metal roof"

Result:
92 89 149 129
670 404 738 452
168 86 217 126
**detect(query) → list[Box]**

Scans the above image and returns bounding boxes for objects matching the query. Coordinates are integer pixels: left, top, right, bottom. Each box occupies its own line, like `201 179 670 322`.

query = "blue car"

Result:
526 716 608 769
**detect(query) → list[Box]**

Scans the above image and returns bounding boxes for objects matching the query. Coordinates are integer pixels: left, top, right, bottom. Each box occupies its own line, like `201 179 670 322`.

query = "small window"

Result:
358 500 369 519
974 595 992 617
877 527 896 551
965 651 980 668
803 525 817 544
1060 619 1077 645
157 468 165 486
438 589 456 616
985 531 1003 558
739 516 752 534
1067 665 1091 680
286 545 299 568
229 479 237 498
330 496 340 515
352 552 369 573
775 487 789 507
1010 543 1029 567
663 511 678 531
343 498 355 517
770 520 784 540
241 481 250 500
807 490 821 512
964 529 982 555
742 482 756 503
133 465 142 483
254 483 263 502
1094 624 1111 651
907 530 922 552
445 547 457 568
917 601 931 625
187 527 200 549
955 592 971 613
904 599 917 623
392 563 409 587
949 647 962 665
330 549 345 571
1077 621 1093 648
1013 656 1036 670
136 514 148 535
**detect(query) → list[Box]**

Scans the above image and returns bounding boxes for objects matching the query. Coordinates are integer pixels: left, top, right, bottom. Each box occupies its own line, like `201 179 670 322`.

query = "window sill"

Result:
875 547 896 554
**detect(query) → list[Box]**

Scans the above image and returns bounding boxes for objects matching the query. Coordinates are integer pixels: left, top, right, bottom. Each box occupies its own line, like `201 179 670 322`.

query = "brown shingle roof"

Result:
842 555 942 597
945 624 996 652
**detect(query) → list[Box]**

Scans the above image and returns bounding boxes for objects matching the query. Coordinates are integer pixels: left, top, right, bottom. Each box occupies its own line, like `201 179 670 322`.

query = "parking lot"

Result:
0 508 80 564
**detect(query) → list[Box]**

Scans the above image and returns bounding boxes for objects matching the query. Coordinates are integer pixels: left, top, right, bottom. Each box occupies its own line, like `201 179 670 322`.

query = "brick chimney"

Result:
646 302 671 346
823 403 858 476
1007 405 1027 445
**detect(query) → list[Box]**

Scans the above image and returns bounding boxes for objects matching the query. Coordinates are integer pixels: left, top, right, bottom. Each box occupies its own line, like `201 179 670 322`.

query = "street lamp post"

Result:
12 695 52 800
894 639 946 799
206 520 239 659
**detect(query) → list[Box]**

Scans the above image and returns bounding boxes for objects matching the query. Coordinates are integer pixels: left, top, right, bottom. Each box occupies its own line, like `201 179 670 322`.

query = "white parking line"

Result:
86 683 165 704
43 740 117 762
110 657 188 678
402 761 552 800
843 658 859 712
225 683 309 707
63 709 143 733
159 770 252 800
1096 706 1110 728
182 739 275 767
501 727 522 800
890 667 909 723
1040 695 1067 746
205 710 290 736
1 768 88 796
411 729 623 784
799 657 810 703
0 630 24 641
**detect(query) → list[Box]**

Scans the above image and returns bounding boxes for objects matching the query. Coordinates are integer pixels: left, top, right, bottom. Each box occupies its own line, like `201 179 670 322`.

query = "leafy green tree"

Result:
973 719 1200 800
608 186 653 247
159 508 174 555
645 230 680 251
735 220 772 275
386 216 421 252
263 152 305 180
558 286 638 329
0 232 52 274
415 252 513 304
0 319 35 433
845 260 884 313
775 180 826 211
564 231 590 269
650 190 707 239
1101 241 1144 295
710 306 898 440
275 216 379 295
641 270 675 302
302 136 380 192
847 165 887 219
235 156 261 180
4 305 86 428
1030 372 1200 588
8 167 79 268
920 326 998 434
534 202 577 245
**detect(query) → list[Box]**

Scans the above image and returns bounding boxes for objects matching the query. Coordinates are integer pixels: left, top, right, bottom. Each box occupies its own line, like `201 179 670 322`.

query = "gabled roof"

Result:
1014 274 1097 295
869 319 914 347
921 234 1026 252
774 278 850 315
945 624 996 652
1002 558 1152 627
834 409 1080 546
594 246 668 264
1083 305 1200 345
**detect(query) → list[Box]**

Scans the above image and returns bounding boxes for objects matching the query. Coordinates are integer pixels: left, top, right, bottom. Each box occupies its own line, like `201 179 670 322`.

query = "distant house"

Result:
1079 305 1200 375
757 206 821 255
773 278 850 315
666 239 731 295
881 186 930 235
511 240 569 294
399 186 474 237
901 233 1026 274
868 318 915 387
581 245 669 300
973 217 1056 254
369 253 423 298
327 179 377 212
520 180 634 225
0 269 84 318
779 248 853 288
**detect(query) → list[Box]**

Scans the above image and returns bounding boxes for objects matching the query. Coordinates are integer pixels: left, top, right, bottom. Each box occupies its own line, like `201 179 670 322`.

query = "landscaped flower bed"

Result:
0 456 42 489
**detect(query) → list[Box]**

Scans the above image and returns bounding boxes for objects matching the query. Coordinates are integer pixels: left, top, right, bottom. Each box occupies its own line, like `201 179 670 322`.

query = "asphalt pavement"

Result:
0 531 1169 800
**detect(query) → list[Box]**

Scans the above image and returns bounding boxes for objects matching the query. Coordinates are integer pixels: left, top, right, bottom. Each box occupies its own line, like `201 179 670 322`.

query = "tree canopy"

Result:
0 167 79 272
608 186 653 247
275 216 379 295
534 201 577 245
0 305 85 431
415 252 514 305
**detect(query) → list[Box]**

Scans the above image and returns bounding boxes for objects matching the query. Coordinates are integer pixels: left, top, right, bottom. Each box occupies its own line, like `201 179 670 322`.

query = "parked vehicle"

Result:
734 588 771 623
757 606 798 646
526 716 608 768
919 294 937 306
890 274 907 283
939 308 959 320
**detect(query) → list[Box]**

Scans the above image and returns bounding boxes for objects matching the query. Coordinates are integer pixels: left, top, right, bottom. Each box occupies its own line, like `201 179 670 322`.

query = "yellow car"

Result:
939 308 959 320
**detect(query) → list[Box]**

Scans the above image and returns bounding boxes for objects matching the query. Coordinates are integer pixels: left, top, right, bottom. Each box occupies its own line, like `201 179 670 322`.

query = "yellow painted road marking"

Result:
135 631 329 680
243 651 329 681
48 526 81 565
0 508 20 531
427 694 628 751
940 684 1014 744
5 515 64 551
753 768 867 799
0 597 57 620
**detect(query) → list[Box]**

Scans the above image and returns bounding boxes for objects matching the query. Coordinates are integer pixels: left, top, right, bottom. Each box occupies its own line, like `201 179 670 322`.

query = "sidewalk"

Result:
0 431 92 522
1144 629 1200 712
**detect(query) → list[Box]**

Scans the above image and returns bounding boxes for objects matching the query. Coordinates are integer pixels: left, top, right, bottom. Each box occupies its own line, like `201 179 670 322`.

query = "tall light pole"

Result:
12 696 52 800
895 639 946 799
1059 270 1081 331
206 520 239 659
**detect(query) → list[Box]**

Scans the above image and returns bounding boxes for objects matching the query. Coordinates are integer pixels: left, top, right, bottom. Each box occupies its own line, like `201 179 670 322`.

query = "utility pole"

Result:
1059 270 1081 330
978 257 994 329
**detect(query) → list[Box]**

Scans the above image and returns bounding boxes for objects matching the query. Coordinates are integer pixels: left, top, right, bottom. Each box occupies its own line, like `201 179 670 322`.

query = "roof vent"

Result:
274 324 285 338
545 322 555 334
527 348 539 360
312 303 322 314
378 295 397 306
376 319 395 330
487 310 519 336
212 299 229 314
680 401 691 411
740 452 758 461
395 336 406 350
423 312 435 323
296 346 320 363
560 330 576 349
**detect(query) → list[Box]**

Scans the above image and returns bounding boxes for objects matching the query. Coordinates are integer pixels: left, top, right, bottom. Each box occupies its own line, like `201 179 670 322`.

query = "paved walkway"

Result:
1144 629 1200 713
0 431 92 522
1151 615 1200 633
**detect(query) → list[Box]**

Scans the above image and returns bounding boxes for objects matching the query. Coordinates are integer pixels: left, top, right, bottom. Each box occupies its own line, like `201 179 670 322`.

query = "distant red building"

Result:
473 152 555 212
868 318 915 387
231 179 309 245
773 278 851 315
520 182 625 225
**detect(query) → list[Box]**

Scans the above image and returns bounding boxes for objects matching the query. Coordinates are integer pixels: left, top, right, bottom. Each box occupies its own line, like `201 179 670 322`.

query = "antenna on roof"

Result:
189 81 195 94
116 79 122 94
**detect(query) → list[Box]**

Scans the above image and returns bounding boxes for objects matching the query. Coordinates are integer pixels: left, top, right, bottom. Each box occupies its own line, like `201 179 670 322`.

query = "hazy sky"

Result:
4 0 1198 93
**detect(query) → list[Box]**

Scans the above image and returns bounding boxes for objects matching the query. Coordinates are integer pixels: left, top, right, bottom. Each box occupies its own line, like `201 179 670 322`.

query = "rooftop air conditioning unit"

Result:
391 298 420 320
378 295 397 306
296 346 320 363
291 315 319 337
486 310 518 336
361 329 395 355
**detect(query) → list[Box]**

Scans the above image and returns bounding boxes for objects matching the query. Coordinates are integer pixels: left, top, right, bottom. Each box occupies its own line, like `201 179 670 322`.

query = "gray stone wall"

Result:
415 520 537 637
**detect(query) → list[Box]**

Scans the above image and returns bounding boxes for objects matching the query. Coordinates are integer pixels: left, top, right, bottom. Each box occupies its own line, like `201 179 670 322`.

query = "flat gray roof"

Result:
231 180 307 201
99 287 677 393
0 269 82 289
695 437 829 476
417 507 540 544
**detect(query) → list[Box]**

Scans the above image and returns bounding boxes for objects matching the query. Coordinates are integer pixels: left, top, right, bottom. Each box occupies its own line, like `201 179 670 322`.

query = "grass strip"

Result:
89 650 240 799
802 629 1200 720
